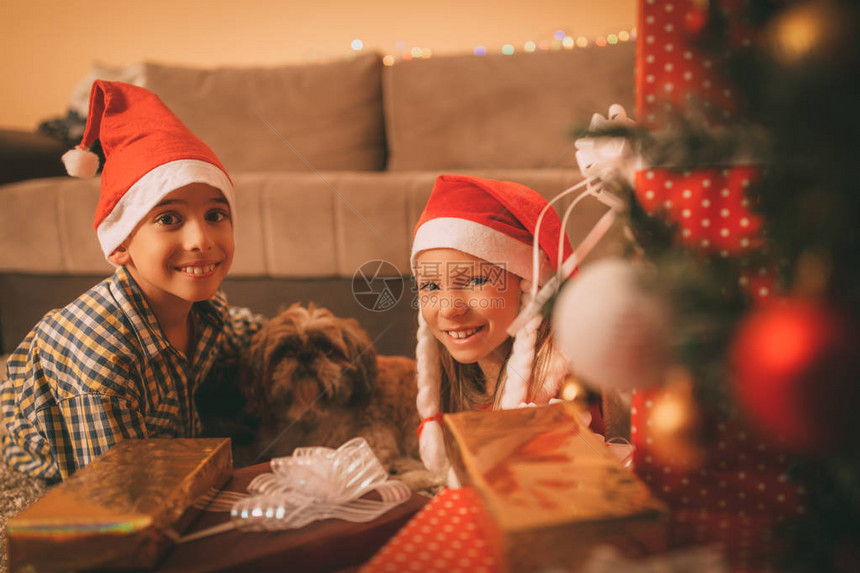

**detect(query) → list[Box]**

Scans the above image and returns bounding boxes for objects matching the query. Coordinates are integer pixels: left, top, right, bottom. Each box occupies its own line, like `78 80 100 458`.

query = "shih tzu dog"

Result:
223 303 436 491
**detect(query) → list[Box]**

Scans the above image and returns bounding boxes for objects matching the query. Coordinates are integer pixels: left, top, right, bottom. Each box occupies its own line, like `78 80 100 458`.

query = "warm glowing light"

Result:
651 393 687 433
561 380 583 402
386 29 640 64
771 4 828 64
382 55 395 66
350 39 363 51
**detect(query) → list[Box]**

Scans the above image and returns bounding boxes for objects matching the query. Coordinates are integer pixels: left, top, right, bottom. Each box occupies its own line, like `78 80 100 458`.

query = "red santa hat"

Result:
411 174 573 477
62 80 234 258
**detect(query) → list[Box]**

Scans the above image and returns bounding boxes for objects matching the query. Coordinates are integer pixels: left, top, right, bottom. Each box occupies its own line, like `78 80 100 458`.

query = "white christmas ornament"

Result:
553 258 670 391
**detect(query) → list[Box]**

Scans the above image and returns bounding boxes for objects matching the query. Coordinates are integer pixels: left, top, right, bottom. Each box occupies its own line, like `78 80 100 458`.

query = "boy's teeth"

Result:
181 264 216 275
448 327 478 339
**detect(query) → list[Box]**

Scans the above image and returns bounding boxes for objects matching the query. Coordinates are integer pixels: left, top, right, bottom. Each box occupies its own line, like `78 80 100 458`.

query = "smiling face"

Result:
415 248 521 376
109 182 234 317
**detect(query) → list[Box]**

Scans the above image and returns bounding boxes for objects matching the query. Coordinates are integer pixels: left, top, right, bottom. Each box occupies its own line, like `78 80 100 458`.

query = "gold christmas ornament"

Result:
765 0 854 68
647 369 705 470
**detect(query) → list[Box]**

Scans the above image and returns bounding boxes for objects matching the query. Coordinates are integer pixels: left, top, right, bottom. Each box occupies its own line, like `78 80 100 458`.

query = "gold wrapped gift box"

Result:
444 402 668 573
5 438 232 572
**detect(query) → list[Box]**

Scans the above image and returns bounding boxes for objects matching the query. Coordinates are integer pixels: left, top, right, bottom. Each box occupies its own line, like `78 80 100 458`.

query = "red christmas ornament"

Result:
684 7 709 37
729 299 859 454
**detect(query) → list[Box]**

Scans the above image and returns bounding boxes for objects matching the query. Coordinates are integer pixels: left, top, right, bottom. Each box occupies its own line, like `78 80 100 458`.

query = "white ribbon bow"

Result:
178 438 411 542
574 104 638 185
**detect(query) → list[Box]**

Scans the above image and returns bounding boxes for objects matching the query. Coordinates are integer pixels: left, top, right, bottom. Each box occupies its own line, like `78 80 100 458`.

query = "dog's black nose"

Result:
298 351 314 363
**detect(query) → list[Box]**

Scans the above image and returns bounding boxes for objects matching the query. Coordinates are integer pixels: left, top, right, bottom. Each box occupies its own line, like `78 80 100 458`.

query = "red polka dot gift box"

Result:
636 0 755 131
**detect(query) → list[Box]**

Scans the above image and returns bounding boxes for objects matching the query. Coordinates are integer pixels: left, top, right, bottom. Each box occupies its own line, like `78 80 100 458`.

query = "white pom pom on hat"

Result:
66 80 235 259
61 147 100 178
412 174 574 483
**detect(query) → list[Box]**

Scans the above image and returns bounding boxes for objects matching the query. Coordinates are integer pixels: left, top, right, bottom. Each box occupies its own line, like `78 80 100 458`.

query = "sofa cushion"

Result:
383 44 635 171
144 54 386 173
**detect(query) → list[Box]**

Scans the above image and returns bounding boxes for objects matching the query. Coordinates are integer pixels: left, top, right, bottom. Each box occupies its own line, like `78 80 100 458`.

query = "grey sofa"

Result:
0 44 635 357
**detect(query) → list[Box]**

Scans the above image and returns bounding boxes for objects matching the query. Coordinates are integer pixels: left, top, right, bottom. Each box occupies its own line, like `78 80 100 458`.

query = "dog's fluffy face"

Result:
243 303 377 425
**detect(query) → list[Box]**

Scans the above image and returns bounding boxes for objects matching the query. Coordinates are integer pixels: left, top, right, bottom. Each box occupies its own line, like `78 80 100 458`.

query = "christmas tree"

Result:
551 1 860 571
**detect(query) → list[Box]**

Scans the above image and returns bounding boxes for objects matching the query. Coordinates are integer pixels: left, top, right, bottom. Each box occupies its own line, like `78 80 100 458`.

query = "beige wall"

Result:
0 0 636 130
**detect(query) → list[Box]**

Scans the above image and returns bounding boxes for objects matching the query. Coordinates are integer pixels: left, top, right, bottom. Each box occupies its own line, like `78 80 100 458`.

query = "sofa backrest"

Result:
383 43 635 171
144 54 387 173
141 45 636 175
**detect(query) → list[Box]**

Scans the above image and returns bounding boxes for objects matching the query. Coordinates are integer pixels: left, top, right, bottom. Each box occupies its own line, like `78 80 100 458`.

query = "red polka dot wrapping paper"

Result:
636 0 756 130
359 487 504 573
634 166 779 305
635 166 762 256
634 0 778 306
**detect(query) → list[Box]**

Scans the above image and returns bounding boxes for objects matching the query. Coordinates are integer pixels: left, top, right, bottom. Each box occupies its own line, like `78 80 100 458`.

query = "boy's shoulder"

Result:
26 274 140 364
38 275 128 336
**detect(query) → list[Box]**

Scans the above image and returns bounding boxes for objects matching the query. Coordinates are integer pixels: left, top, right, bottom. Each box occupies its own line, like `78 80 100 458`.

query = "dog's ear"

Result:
242 309 305 416
339 317 378 407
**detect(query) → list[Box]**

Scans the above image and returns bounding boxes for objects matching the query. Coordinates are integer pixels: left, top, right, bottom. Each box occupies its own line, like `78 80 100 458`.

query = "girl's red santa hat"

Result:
411 174 573 476
62 80 234 258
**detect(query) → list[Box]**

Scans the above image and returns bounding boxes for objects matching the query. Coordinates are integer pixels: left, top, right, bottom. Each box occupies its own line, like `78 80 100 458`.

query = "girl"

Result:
412 174 599 478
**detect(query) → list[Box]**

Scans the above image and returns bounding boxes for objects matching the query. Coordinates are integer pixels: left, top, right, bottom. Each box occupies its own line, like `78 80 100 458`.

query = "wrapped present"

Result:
442 402 668 573
360 487 503 573
5 438 232 572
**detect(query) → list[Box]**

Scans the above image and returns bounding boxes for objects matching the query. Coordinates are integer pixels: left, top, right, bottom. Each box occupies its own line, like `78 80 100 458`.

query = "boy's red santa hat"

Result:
411 174 573 477
62 80 234 258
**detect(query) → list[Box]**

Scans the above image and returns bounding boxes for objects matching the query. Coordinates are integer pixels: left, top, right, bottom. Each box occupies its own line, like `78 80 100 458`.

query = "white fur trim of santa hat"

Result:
96 159 234 258
411 217 554 286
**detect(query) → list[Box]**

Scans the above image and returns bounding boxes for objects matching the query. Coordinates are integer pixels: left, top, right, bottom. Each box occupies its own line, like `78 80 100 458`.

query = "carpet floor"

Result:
0 460 49 573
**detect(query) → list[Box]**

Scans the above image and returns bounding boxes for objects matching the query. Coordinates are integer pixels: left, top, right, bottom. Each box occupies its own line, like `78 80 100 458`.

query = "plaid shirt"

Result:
0 266 265 481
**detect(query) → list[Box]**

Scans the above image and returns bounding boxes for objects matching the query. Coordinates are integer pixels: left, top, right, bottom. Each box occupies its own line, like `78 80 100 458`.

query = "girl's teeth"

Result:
448 328 477 339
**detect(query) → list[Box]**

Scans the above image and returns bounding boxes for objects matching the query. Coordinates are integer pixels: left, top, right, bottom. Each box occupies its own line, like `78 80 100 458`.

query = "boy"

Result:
0 81 265 481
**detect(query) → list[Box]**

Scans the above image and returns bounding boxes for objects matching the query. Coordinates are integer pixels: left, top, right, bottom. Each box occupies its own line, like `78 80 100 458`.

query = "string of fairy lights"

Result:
311 28 637 64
